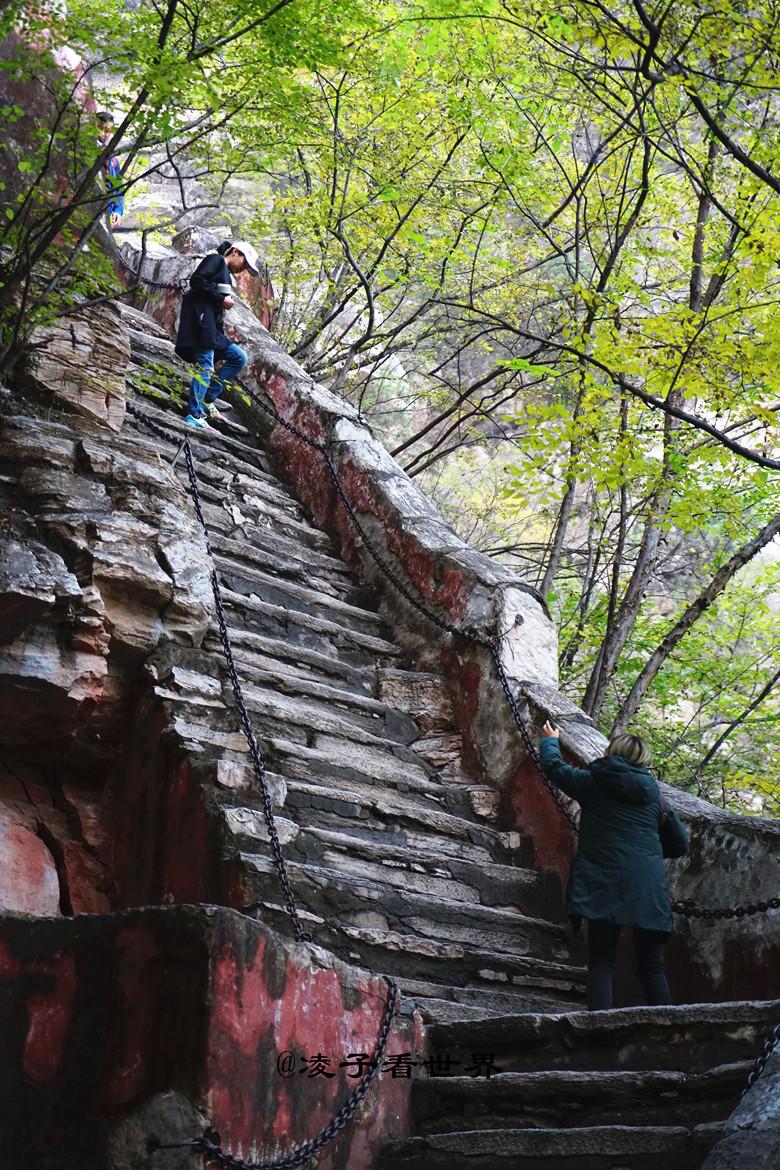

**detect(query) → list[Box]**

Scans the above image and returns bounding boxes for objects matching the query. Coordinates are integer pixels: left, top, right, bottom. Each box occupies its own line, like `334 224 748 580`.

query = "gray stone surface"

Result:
702 1047 780 1169
107 1091 205 1170
0 536 81 642
21 301 130 431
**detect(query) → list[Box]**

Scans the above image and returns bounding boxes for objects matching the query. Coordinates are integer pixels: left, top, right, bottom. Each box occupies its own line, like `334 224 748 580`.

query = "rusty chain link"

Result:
672 895 780 921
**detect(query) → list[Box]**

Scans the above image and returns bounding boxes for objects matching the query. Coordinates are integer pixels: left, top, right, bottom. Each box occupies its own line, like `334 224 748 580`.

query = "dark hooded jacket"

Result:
539 736 689 932
174 253 233 361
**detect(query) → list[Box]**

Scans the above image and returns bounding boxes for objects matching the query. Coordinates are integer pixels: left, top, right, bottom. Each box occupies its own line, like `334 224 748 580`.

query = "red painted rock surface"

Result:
0 806 61 915
0 906 416 1169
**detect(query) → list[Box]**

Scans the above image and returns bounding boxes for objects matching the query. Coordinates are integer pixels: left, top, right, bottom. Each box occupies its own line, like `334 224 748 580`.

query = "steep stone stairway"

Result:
375 998 780 1168
118 309 779 1170
121 304 588 1022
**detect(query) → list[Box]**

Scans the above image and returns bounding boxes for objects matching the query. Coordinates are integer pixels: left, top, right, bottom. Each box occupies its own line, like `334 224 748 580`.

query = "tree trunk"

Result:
611 511 780 733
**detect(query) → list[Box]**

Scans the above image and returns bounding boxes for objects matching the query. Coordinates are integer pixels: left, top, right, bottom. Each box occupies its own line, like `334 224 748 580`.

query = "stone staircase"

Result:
115 310 779 1169
121 308 588 1023
375 999 780 1168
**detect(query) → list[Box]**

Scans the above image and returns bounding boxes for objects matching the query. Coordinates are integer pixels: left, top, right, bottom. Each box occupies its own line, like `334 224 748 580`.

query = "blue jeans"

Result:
186 342 247 418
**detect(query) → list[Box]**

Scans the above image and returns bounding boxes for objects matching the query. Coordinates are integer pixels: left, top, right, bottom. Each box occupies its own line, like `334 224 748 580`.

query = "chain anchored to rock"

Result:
672 895 780 921
155 979 399 1169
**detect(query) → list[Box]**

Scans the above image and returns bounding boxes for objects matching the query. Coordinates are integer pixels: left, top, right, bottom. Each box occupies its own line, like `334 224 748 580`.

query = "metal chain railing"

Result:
743 1022 780 1096
156 979 399 1169
672 895 780 921
126 400 310 943
239 380 580 834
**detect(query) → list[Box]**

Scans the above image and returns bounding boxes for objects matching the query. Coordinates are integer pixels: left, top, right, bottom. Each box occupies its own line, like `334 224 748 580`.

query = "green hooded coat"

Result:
539 736 689 933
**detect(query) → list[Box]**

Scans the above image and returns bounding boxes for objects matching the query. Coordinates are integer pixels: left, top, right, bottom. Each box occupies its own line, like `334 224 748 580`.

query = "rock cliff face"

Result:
0 347 212 917
20 300 130 432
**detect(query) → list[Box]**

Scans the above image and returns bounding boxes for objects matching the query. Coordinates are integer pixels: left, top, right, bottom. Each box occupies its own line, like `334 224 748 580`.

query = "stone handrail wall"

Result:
128 236 779 1002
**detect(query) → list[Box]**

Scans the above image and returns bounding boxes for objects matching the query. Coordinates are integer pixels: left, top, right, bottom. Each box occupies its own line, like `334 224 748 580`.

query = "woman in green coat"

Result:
540 721 689 1011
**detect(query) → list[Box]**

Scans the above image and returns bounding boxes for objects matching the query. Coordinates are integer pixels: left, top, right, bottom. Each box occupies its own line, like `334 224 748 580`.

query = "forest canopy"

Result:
1 0 779 814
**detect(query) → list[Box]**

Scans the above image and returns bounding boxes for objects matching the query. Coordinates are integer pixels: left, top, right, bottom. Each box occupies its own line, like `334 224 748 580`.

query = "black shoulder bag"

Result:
658 794 688 859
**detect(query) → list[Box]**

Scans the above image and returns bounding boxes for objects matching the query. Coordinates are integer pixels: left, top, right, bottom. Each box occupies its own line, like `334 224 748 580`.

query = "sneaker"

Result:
204 402 225 421
183 414 213 430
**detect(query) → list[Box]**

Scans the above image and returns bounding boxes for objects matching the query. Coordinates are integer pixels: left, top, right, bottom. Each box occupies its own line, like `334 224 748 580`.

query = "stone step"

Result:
249 892 586 1009
199 490 336 558
278 824 559 916
282 781 531 870
411 1062 751 1132
129 393 270 472
214 553 387 636
375 1123 724 1169
264 736 509 828
397 979 583 1022
164 701 452 808
426 1000 780 1074
216 585 401 660
129 365 255 441
209 627 378 696
183 441 308 512
232 678 423 752
230 822 482 905
229 817 548 913
241 856 582 969
210 527 352 585
193 460 317 526
208 652 397 725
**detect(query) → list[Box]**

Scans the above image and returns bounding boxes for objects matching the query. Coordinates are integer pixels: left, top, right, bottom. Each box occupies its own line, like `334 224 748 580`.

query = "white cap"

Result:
230 240 260 275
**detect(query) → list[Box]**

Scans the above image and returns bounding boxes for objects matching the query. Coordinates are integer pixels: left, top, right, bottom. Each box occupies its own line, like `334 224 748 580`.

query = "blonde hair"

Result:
607 732 651 767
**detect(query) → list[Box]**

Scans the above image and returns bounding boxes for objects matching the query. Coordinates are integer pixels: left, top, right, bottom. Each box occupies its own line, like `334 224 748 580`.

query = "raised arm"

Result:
539 733 593 801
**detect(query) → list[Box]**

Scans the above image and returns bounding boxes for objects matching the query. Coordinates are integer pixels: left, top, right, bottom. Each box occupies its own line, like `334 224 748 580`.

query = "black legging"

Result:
586 918 671 1011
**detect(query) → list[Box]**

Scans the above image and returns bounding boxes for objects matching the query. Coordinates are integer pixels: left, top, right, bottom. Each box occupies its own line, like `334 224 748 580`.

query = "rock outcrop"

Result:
0 373 212 918
703 1045 780 1169
20 301 130 432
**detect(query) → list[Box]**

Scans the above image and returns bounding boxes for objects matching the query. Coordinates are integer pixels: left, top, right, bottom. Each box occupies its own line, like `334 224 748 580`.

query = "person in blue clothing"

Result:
96 111 124 230
174 239 259 430
540 721 689 1011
